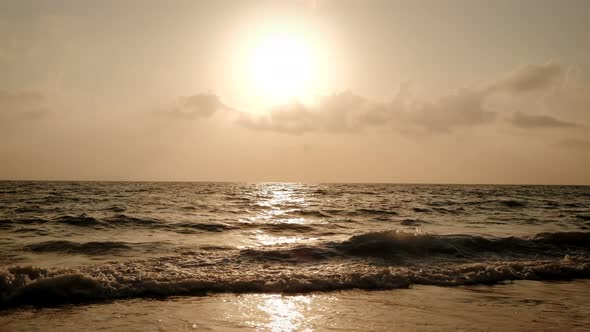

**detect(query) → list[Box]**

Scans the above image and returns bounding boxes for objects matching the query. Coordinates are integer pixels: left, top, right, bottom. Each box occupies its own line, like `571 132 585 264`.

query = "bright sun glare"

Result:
248 32 316 104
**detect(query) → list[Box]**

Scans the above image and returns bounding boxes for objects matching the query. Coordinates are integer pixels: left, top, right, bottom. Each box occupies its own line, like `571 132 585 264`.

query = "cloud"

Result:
557 138 590 150
237 91 379 134
161 92 228 119
235 62 590 135
238 101 317 134
0 90 49 119
407 88 495 132
237 88 495 135
165 62 585 136
511 111 577 129
487 62 564 94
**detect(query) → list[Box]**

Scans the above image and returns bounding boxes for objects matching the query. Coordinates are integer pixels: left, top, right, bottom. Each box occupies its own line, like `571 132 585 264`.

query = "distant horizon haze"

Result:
1 179 589 186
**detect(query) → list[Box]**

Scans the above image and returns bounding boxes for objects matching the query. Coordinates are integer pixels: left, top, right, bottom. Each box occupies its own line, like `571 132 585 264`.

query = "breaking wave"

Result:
1 182 589 309
240 231 590 262
0 255 588 308
334 230 590 258
0 230 588 308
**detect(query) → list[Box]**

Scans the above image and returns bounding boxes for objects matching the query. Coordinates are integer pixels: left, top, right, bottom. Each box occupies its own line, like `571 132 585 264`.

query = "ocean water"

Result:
0 181 589 330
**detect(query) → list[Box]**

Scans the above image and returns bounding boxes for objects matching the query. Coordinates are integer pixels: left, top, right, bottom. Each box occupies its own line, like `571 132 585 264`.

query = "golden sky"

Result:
1 0 589 184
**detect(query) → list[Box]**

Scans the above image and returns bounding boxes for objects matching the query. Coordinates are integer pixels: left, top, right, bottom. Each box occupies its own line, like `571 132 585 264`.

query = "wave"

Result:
399 219 429 226
53 214 160 228
432 207 464 214
169 222 235 233
250 223 317 234
462 199 528 209
53 215 103 227
106 215 236 234
104 214 159 227
348 208 399 216
498 199 527 208
14 206 44 213
0 190 17 194
104 205 127 212
289 210 332 218
239 230 590 262
11 218 48 225
198 245 235 251
0 255 588 308
25 241 132 255
334 230 590 258
0 221 13 230
13 228 50 236
7 214 235 234
240 246 331 262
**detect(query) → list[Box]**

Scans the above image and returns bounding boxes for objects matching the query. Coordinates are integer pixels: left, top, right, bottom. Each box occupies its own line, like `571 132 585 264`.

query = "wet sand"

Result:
1 279 588 331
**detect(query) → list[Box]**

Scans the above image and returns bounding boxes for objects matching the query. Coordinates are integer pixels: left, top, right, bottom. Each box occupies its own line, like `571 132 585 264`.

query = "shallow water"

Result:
1 280 589 331
0 182 589 329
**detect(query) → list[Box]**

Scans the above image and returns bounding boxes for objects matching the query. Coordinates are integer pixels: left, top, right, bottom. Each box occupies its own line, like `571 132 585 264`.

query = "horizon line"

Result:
1 179 588 187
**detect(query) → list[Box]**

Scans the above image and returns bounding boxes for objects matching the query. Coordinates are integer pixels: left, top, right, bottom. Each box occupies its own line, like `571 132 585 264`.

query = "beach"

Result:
0 182 588 330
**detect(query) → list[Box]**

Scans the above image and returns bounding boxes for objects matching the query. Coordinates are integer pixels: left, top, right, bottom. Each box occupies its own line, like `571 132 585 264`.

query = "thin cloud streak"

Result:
511 111 577 129
0 90 50 123
158 93 229 119
486 62 564 94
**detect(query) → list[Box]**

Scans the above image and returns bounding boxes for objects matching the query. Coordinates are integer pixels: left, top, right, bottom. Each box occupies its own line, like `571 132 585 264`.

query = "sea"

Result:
0 181 589 331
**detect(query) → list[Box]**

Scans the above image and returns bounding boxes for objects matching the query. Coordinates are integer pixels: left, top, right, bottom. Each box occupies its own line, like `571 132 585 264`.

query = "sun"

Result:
247 32 317 105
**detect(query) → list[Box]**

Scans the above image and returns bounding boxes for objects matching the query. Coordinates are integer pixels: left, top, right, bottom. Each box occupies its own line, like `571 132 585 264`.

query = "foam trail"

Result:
1 241 589 308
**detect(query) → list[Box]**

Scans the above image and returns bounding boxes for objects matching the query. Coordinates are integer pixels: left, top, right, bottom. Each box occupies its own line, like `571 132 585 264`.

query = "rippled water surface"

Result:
0 181 589 330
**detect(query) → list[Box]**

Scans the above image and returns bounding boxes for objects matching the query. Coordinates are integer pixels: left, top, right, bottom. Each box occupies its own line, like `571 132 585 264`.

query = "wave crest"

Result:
1 256 588 308
335 230 590 258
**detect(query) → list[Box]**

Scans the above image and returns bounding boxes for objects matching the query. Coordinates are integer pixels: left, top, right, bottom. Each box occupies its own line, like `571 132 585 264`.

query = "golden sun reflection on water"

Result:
233 294 322 332
238 183 319 248
257 183 308 205
259 295 310 332
252 232 315 246
249 184 309 222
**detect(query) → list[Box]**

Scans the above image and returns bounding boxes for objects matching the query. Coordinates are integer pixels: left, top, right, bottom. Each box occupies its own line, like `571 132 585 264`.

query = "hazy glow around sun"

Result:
247 31 317 105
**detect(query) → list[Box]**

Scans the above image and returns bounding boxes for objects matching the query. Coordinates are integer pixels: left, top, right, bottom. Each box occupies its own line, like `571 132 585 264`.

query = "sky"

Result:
1 0 589 184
